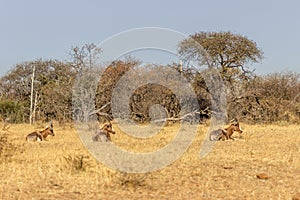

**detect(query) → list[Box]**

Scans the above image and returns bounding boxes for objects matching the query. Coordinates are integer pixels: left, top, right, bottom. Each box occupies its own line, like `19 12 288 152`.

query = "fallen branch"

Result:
88 102 111 116
152 110 201 123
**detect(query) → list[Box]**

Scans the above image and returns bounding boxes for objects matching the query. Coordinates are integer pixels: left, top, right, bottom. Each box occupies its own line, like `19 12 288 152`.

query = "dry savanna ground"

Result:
0 121 299 200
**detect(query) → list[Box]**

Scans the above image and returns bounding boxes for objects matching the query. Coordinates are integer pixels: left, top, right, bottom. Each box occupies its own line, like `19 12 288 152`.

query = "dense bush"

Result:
227 72 300 123
95 60 138 122
0 100 25 123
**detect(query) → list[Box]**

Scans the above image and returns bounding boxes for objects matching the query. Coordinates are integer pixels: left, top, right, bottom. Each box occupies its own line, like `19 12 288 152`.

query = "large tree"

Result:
0 59 75 122
178 31 264 122
178 31 263 82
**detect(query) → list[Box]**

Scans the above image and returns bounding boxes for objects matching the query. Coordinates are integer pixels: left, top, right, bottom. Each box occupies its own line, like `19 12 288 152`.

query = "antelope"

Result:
26 122 55 142
92 121 116 142
221 122 243 140
209 118 243 141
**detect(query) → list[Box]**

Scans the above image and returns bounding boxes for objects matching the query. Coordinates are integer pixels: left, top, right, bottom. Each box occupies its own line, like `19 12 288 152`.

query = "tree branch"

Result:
88 102 111 116
152 110 200 123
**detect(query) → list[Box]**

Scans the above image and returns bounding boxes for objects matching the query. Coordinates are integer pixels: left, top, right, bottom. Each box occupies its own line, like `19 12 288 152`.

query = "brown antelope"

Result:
210 118 243 141
220 122 243 140
26 122 55 142
92 121 116 142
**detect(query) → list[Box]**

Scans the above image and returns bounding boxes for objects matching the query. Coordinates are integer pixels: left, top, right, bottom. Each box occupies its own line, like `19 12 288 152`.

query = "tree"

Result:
68 43 102 74
95 59 139 122
0 59 76 123
70 43 103 122
178 31 263 82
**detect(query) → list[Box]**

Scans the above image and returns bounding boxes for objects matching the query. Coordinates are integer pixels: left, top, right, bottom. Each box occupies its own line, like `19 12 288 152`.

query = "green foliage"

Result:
0 100 24 123
0 59 76 123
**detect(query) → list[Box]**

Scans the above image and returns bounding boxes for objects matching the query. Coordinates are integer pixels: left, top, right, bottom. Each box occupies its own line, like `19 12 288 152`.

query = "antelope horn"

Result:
230 118 238 125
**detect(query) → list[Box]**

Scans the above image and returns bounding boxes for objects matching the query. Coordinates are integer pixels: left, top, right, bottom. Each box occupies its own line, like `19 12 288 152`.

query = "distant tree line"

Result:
0 32 299 124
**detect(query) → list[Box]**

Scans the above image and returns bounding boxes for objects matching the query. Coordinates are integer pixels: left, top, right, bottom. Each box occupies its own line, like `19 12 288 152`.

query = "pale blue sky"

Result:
0 0 299 76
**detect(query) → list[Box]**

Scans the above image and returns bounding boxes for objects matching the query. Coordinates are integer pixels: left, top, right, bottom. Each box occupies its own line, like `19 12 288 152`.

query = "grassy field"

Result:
0 121 299 199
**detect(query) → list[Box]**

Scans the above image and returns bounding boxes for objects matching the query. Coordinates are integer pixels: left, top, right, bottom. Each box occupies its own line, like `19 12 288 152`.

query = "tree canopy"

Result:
178 31 264 81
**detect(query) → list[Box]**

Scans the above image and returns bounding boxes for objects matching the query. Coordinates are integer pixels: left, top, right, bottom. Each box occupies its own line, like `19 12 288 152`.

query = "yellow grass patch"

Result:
0 122 299 199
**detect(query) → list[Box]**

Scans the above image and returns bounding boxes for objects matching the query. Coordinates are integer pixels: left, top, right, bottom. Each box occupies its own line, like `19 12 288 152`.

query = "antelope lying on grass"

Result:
92 121 115 142
26 122 55 142
210 119 243 141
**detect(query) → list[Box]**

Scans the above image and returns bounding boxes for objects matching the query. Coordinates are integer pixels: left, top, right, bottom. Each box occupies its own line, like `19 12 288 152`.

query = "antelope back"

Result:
209 129 223 141
26 132 43 142
92 129 111 142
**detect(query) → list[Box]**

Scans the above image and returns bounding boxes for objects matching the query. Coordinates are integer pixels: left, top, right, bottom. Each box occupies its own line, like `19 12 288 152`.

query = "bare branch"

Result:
89 102 111 116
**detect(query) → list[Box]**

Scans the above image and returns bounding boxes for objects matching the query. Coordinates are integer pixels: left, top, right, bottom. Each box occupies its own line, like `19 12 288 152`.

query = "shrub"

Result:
0 100 25 123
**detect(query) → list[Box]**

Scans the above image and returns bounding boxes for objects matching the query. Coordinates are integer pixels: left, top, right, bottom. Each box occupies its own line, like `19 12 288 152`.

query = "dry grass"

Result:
0 122 299 199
